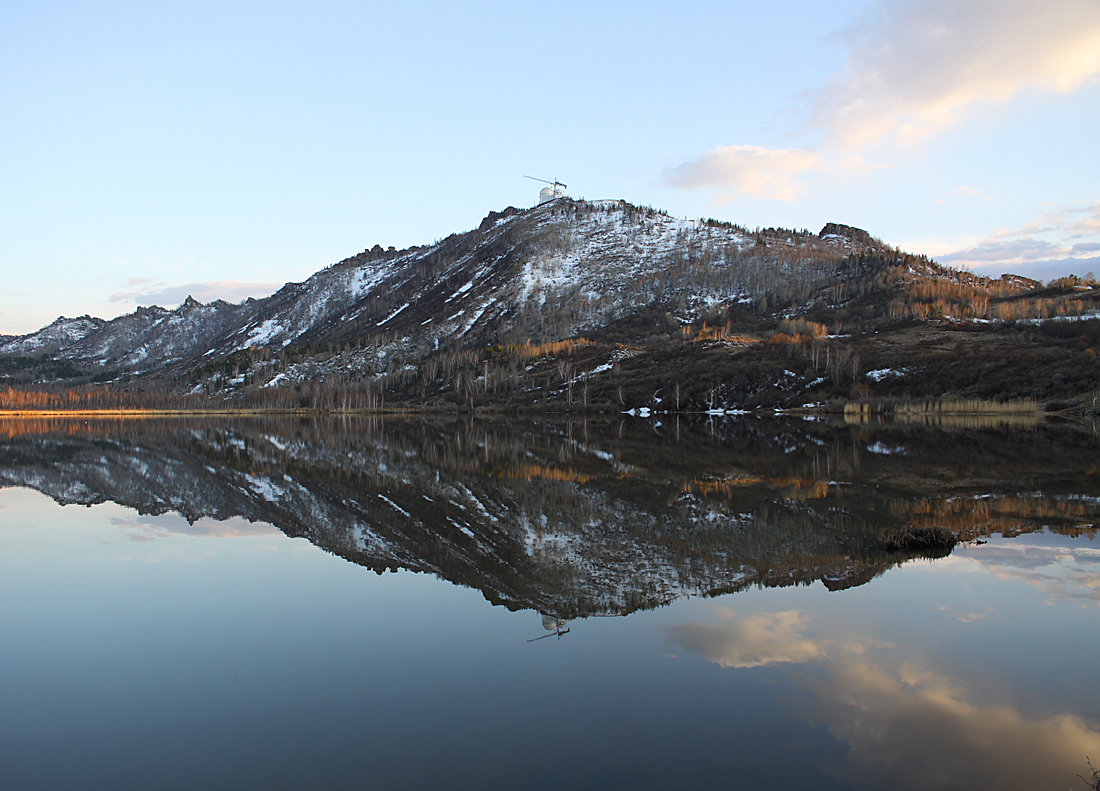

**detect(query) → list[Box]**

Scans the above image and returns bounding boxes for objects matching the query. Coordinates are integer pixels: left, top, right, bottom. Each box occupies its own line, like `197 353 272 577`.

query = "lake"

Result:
0 415 1097 790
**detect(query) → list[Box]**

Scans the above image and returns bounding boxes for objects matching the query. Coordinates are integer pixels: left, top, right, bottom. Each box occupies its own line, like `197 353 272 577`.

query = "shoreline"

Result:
0 404 1061 419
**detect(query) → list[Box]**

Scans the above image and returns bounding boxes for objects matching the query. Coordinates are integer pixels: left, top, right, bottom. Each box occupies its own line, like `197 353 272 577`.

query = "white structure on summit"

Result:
524 175 567 205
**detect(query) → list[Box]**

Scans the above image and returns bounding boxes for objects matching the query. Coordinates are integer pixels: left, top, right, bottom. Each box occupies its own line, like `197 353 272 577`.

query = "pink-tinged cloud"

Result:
109 280 280 307
664 3 1100 203
667 610 826 668
110 513 280 540
997 202 1100 240
937 201 1100 280
663 145 821 201
940 238 1066 265
817 0 1100 147
806 660 1100 791
939 242 1100 281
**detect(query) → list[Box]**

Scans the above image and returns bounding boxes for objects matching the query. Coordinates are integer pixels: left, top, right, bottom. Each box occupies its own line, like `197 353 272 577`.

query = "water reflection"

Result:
667 609 837 668
0 415 1095 618
527 613 570 642
667 530 1100 791
1 416 1098 790
808 651 1100 790
959 538 1100 604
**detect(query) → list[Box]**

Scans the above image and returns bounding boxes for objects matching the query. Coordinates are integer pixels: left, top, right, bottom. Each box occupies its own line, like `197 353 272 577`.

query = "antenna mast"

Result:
524 175 567 204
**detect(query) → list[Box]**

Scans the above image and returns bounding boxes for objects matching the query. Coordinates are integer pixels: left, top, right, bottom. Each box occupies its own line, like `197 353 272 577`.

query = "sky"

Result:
2 0 1099 335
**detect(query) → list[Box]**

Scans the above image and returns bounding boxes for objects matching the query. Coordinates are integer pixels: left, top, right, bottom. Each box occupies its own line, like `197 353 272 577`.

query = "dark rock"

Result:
819 222 873 247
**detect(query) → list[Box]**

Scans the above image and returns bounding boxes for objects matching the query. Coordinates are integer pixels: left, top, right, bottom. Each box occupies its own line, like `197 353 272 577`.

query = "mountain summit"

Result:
1 198 1097 412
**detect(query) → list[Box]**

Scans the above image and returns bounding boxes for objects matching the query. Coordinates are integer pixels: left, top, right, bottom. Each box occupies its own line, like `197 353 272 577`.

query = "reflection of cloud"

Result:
815 0 1100 147
669 607 892 669
109 280 279 307
937 605 993 623
663 145 821 202
110 513 278 541
666 538 1100 788
668 610 828 668
806 660 1100 791
966 542 1100 605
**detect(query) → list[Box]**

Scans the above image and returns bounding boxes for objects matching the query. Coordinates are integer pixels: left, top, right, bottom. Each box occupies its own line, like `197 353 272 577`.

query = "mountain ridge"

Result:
2 197 1097 412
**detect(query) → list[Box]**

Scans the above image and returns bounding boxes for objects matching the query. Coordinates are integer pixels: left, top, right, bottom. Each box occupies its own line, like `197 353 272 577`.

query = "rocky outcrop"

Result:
819 222 874 247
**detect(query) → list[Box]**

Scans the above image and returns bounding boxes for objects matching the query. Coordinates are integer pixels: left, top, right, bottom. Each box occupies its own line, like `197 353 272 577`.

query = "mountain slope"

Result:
1 200 883 369
2 197 1097 410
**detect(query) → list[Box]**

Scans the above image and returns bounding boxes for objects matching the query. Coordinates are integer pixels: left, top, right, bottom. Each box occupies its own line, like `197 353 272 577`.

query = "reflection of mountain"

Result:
0 417 1096 617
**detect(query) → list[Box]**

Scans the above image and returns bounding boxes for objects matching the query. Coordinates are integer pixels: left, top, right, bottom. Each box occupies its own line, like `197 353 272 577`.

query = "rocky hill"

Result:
2 198 1097 412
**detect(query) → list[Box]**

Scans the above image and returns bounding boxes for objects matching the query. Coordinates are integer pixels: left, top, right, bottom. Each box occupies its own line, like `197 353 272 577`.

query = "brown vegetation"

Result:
881 526 957 552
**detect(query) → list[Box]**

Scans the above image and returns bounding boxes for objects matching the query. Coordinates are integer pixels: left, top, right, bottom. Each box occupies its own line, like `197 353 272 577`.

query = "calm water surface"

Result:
0 416 1097 790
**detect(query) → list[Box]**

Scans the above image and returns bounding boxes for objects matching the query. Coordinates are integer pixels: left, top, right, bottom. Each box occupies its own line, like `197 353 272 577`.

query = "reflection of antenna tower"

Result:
524 175 567 205
526 613 570 642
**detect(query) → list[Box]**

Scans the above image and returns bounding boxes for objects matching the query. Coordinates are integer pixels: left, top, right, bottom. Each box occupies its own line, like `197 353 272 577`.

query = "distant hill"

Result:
2 198 1097 413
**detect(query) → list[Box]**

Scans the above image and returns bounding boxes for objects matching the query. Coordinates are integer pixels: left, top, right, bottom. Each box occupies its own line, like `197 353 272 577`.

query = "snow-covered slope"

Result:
202 199 883 380
0 315 106 356
0 198 887 386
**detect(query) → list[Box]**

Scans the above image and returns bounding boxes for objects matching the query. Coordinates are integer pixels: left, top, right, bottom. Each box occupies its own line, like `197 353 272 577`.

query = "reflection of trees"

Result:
0 417 1095 619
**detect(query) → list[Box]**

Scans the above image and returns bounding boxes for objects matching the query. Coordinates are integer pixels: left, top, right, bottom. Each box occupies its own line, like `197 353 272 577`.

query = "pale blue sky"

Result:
3 0 1098 334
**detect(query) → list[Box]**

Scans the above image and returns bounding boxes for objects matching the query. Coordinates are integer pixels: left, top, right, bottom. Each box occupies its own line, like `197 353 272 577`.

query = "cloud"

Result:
667 2 1100 202
667 610 826 668
944 251 1100 281
1000 202 1100 240
663 145 821 201
937 201 1100 278
109 280 280 307
109 513 279 540
966 542 1100 605
939 238 1065 265
805 660 1100 791
816 0 1100 147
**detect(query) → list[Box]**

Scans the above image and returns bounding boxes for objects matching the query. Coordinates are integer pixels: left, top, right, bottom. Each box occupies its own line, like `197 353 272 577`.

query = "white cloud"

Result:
940 238 1066 265
999 202 1100 240
667 609 825 668
965 542 1100 605
937 201 1100 278
110 513 280 541
667 1 1100 203
806 659 1100 791
817 0 1100 147
109 279 279 307
663 145 821 202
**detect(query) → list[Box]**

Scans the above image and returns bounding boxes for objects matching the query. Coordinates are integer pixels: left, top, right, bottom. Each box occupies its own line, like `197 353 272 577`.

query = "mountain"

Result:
1 315 107 356
2 198 1097 411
